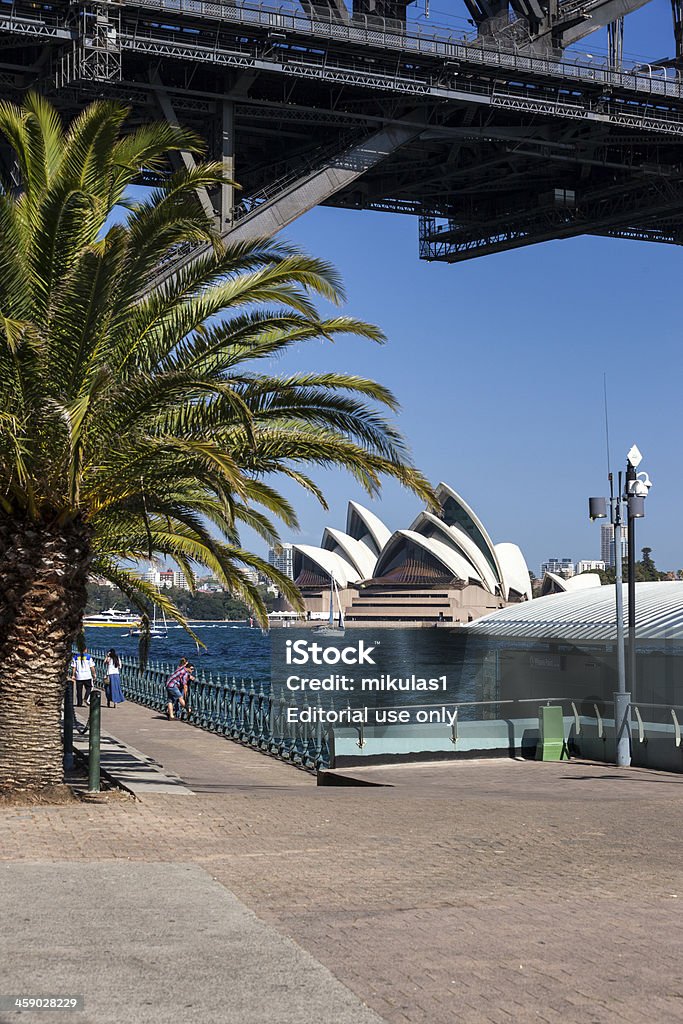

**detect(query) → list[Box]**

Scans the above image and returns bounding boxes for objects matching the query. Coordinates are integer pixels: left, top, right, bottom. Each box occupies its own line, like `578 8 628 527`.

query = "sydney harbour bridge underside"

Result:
2 0 683 274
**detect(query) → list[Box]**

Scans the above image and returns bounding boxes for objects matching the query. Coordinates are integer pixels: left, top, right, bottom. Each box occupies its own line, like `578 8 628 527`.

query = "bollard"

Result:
88 689 101 792
63 679 74 771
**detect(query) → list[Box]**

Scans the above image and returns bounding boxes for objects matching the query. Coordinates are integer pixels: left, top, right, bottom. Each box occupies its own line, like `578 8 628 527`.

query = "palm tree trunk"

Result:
0 514 91 790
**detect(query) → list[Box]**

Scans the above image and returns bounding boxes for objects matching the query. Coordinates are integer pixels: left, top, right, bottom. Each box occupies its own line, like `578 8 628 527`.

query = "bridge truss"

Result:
2 0 683 272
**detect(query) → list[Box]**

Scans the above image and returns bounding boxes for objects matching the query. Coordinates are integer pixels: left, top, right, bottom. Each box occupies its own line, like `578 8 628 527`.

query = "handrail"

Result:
81 646 683 763
86 647 329 772
104 0 683 97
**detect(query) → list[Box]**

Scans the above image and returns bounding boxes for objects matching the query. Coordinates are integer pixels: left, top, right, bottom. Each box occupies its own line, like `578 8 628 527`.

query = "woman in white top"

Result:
103 649 125 708
71 650 96 707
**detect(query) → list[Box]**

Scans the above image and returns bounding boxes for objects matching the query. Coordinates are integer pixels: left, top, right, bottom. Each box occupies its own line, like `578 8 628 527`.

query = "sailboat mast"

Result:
334 578 345 628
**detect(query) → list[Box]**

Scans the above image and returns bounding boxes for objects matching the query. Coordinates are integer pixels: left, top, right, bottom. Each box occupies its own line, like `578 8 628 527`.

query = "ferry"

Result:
83 607 140 628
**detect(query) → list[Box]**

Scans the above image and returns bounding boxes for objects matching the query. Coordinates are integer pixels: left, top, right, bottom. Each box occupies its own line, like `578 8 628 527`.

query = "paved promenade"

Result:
2 700 683 1024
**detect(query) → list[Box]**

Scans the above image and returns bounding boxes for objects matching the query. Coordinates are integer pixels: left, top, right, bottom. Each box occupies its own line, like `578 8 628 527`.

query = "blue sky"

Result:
233 0 683 576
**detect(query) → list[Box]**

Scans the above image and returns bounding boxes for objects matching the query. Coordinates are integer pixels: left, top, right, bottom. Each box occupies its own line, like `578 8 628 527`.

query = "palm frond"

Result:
0 96 434 630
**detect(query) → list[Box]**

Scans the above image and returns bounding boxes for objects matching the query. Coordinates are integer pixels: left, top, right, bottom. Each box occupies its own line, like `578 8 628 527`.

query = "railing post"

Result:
88 690 101 793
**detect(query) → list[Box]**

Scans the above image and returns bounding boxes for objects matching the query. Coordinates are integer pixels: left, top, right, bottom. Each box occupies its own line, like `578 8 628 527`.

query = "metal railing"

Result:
88 649 330 771
332 694 683 756
627 700 683 747
118 0 683 96
82 650 683 770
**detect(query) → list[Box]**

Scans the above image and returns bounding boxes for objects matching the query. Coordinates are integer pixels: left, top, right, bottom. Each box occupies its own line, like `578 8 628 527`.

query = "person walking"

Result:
165 658 190 720
71 649 97 707
103 649 125 708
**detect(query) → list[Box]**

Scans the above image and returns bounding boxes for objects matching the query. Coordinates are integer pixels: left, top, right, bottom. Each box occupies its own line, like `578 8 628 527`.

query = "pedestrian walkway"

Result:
2 863 383 1024
3 699 683 1024
72 713 192 796
74 699 312 794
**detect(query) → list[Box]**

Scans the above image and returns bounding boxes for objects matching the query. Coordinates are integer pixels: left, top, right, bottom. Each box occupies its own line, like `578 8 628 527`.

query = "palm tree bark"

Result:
0 514 91 790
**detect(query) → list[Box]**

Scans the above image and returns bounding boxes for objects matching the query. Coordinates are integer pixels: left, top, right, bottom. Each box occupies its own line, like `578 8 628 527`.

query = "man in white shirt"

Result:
71 650 97 707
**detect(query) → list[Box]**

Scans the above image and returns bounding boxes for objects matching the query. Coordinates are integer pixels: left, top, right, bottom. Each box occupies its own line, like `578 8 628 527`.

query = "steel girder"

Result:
1 0 683 271
419 174 683 260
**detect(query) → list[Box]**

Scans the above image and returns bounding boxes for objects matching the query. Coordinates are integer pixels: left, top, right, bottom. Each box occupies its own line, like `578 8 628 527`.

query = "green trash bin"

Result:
536 704 569 761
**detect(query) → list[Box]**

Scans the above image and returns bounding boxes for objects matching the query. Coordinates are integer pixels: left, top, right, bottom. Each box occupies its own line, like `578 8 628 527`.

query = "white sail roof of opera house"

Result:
434 483 504 583
410 511 500 594
373 528 487 585
540 571 603 597
291 487 532 600
494 543 533 602
467 581 683 642
292 501 392 587
346 501 392 556
291 544 362 589
321 527 377 580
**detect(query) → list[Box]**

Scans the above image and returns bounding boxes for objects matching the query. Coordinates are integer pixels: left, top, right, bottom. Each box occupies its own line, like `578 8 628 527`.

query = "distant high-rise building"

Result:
600 524 627 568
576 559 606 575
144 567 161 586
173 570 190 590
540 557 575 579
268 543 294 579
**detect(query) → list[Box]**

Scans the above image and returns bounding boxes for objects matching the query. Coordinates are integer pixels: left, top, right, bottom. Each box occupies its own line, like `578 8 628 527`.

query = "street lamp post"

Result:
589 446 651 768
624 445 651 702
626 457 637 698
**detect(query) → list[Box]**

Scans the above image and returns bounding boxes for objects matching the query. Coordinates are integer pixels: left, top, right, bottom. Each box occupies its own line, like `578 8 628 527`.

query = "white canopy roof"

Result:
469 581 683 641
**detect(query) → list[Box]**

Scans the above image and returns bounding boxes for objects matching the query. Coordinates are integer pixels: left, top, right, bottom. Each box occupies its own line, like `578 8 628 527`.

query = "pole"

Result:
63 679 74 772
88 689 101 793
612 474 631 767
625 460 637 700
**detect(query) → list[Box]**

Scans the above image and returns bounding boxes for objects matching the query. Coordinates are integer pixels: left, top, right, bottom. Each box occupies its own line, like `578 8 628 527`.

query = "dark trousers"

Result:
75 678 92 706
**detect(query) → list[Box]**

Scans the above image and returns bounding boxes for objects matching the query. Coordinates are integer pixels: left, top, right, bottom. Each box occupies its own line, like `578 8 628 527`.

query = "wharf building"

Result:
289 483 532 626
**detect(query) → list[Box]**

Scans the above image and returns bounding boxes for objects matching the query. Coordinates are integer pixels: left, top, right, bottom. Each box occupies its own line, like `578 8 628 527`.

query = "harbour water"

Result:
84 622 272 682
84 622 484 709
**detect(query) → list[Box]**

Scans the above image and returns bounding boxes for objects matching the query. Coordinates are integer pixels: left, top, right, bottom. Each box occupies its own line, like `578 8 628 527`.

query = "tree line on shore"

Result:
86 583 278 622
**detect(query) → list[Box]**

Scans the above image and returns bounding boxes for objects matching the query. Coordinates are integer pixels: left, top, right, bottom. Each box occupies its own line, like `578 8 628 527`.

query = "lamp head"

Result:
628 495 645 518
589 497 607 520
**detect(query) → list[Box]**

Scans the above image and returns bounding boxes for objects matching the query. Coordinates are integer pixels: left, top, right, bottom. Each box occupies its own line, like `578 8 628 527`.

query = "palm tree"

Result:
0 95 432 790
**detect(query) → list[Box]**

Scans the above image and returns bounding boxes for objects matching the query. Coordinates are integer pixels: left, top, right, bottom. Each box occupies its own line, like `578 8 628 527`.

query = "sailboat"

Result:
127 606 168 638
313 576 346 637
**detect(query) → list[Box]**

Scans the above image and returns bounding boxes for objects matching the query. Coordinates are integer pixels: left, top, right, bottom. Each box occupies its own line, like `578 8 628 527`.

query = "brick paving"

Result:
3 701 683 1023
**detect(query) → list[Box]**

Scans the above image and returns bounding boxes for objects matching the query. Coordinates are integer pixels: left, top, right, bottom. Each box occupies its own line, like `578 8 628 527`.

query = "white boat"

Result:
83 607 140 628
127 606 169 638
313 577 346 637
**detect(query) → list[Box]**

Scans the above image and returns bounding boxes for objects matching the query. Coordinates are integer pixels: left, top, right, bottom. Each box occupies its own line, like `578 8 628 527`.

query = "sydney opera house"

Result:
291 483 532 626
